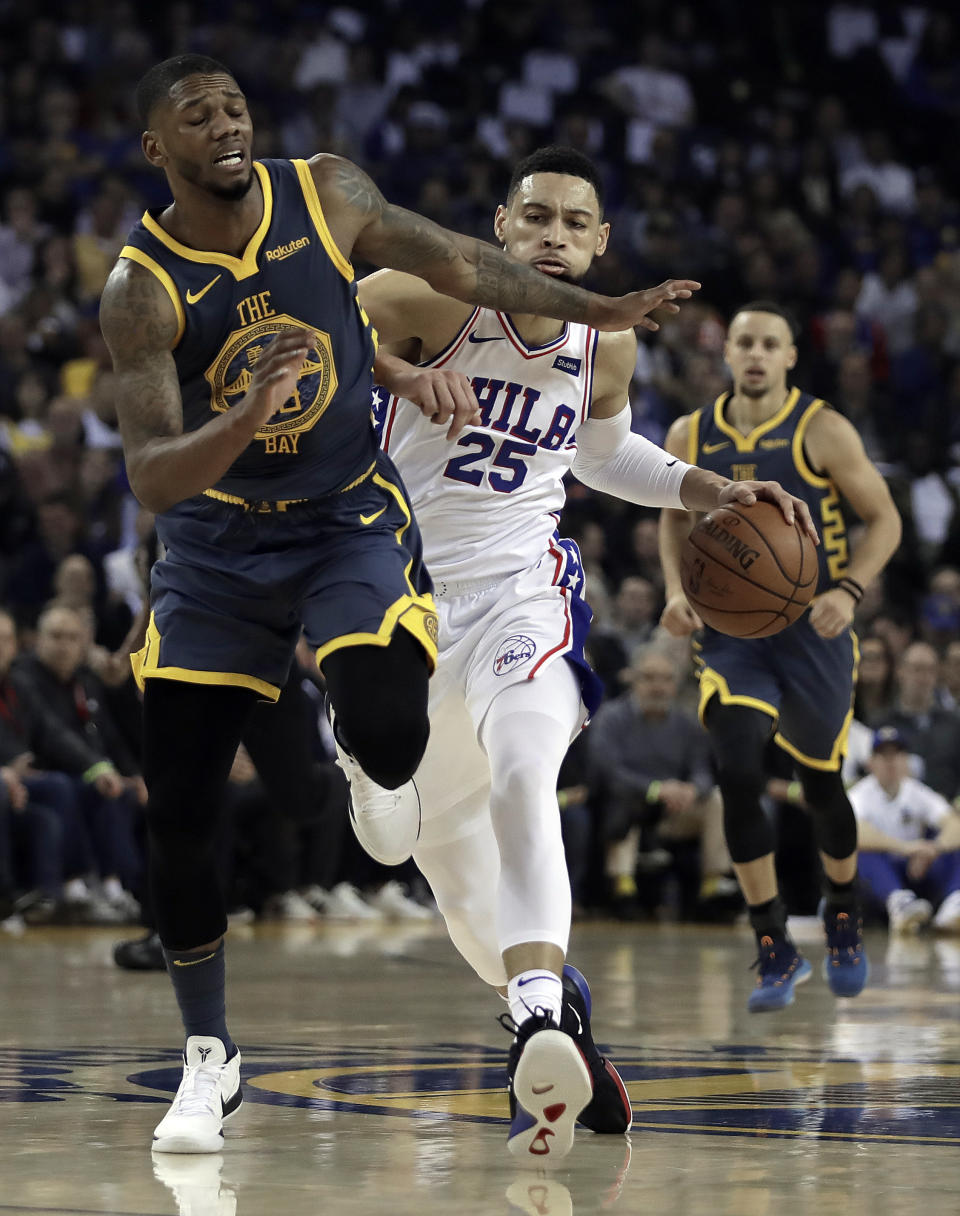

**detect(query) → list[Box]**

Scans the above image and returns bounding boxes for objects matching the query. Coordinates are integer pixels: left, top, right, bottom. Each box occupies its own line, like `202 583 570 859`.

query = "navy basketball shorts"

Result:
695 614 859 771
133 452 437 700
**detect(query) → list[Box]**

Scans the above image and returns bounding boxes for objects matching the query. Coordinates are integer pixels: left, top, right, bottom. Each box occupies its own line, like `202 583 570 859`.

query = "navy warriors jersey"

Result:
689 387 848 593
118 158 378 504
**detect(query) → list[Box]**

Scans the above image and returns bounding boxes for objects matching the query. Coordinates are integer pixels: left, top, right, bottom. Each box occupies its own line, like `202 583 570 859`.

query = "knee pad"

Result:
798 767 858 860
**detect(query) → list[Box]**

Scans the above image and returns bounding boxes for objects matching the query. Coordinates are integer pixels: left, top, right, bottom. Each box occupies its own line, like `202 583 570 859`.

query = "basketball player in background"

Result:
356 148 816 1161
101 56 708 1158
659 302 902 1011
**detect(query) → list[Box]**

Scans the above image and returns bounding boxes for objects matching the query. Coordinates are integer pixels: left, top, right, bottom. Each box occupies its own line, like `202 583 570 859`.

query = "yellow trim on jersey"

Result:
712 386 801 452
687 409 701 467
792 397 830 487
139 161 273 281
314 592 439 673
697 665 778 727
129 612 281 701
118 246 186 348
293 159 354 282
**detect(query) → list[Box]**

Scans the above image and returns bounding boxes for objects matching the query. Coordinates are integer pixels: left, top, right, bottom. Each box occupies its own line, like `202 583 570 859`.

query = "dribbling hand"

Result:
718 480 820 546
660 592 703 637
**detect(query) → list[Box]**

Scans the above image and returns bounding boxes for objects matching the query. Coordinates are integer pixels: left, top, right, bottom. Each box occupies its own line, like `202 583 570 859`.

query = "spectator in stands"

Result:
851 726 960 934
587 647 734 919
880 641 960 800
14 603 144 913
0 606 120 922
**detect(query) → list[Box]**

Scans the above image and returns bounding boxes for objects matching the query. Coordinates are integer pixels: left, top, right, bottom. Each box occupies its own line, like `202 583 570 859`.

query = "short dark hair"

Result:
731 300 798 342
507 145 605 215
135 55 234 126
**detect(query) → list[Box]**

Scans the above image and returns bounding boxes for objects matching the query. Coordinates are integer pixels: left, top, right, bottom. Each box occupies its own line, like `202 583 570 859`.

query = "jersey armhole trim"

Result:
118 246 185 349
792 398 830 488
687 409 701 466
293 159 354 283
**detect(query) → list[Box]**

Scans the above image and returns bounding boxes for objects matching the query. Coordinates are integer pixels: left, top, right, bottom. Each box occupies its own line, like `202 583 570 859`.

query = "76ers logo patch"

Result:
493 635 536 675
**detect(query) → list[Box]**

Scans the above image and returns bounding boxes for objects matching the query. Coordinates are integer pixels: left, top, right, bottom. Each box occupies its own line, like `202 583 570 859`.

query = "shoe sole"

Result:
508 1031 592 1165
152 1091 242 1154
747 958 813 1013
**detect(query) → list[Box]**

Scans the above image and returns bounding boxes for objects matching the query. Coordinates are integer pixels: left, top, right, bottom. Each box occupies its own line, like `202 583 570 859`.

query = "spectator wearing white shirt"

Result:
851 726 960 933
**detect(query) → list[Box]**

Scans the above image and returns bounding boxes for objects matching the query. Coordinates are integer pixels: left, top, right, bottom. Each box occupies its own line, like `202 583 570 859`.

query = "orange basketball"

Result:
680 500 818 638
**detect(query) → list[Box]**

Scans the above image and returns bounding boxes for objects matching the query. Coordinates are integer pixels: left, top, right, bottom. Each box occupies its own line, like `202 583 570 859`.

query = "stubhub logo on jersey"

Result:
493 634 537 675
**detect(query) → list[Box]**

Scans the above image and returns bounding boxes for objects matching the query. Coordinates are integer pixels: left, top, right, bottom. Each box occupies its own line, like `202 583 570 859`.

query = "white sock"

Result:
507 969 563 1027
63 877 89 902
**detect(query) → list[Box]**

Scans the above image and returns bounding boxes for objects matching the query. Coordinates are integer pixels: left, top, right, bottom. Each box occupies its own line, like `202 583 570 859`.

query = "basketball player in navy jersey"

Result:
659 302 902 1011
352 151 817 1161
99 57 705 1155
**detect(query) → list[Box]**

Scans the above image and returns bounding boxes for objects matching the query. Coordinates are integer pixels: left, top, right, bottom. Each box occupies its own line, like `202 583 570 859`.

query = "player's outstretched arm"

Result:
100 261 312 513
313 155 700 332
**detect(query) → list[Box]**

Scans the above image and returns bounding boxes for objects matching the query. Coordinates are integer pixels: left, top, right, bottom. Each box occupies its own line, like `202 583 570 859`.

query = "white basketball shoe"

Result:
328 705 420 866
152 1037 242 1154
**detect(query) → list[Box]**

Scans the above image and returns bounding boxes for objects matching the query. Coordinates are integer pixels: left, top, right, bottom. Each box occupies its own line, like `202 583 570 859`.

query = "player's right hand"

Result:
394 367 481 440
660 593 702 637
241 328 313 430
596 279 702 332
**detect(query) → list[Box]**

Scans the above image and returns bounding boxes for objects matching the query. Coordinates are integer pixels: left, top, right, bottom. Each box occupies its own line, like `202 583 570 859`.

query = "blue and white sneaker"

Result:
504 1010 593 1165
747 936 812 1012
822 905 870 996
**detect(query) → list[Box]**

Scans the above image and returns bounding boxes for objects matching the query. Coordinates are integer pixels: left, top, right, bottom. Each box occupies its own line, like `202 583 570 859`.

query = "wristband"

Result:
836 577 864 604
82 761 114 783
646 780 662 804
787 781 803 803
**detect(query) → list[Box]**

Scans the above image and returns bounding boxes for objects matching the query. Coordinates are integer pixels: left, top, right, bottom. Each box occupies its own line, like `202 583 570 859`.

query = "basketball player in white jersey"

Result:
351 146 816 1163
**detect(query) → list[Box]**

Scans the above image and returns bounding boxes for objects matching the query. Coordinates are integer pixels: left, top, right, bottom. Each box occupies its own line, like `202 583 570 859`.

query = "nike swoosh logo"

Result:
702 441 730 454
186 275 222 304
665 459 677 466
172 951 218 967
467 333 504 343
359 506 386 525
516 973 555 987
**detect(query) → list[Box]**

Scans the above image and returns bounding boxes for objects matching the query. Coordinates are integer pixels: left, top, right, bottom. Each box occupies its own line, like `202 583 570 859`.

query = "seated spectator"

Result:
879 641 960 799
13 603 144 913
0 606 122 923
586 646 735 919
854 633 897 723
850 727 960 934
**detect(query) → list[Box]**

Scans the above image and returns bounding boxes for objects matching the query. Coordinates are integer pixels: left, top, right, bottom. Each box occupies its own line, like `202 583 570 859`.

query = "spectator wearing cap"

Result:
850 726 960 934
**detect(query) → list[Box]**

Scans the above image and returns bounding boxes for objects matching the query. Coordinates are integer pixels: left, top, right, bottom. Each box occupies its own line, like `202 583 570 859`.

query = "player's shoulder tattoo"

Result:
100 259 179 356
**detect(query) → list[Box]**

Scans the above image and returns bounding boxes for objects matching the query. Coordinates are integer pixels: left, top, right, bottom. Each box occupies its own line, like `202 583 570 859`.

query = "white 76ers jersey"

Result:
375 306 599 585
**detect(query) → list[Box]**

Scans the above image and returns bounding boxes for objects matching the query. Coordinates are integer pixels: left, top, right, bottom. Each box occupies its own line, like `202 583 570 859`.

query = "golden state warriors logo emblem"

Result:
205 315 338 445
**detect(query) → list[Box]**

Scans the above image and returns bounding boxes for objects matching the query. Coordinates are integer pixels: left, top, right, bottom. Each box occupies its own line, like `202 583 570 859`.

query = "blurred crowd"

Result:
2 1 960 933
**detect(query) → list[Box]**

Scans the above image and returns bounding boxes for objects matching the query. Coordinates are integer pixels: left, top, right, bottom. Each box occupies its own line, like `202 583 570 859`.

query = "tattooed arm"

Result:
99 260 312 512
312 155 699 333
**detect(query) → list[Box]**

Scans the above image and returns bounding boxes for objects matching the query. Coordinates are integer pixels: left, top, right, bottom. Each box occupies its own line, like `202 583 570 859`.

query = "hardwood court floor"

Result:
2 917 959 1216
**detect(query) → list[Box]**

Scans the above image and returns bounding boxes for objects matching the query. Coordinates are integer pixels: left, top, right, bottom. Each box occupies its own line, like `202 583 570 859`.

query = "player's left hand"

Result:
393 367 481 440
808 588 856 639
718 480 820 546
